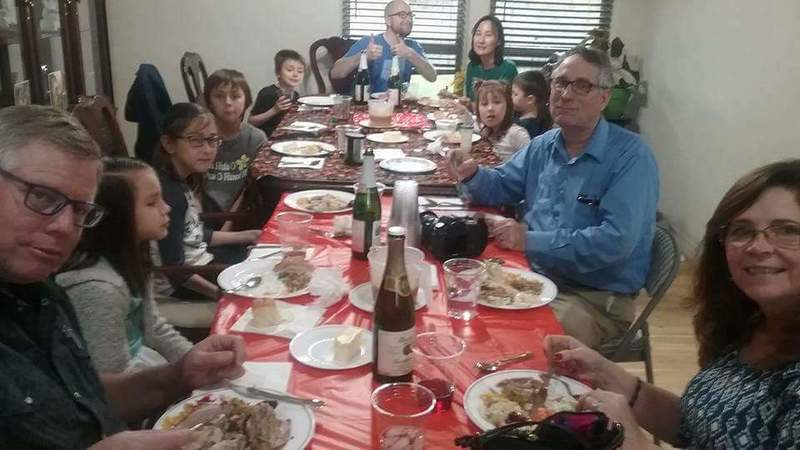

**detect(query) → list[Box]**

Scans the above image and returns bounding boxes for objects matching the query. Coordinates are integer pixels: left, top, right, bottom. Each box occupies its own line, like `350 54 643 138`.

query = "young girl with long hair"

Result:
511 70 553 139
475 80 531 161
57 158 192 373
152 102 261 299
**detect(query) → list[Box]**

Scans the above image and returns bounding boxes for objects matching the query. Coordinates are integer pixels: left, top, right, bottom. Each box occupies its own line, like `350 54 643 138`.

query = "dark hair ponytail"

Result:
513 70 553 130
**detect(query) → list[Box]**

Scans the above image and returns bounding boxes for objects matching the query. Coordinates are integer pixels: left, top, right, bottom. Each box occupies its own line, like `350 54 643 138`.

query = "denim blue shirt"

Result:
344 34 426 93
465 119 659 294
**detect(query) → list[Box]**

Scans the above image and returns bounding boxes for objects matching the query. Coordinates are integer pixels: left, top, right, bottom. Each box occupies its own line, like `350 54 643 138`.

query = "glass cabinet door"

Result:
0 0 27 106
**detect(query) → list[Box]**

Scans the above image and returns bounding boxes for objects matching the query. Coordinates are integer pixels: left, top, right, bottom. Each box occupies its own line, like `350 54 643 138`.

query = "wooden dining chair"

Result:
71 95 129 157
599 224 681 385
309 36 354 95
180 51 209 105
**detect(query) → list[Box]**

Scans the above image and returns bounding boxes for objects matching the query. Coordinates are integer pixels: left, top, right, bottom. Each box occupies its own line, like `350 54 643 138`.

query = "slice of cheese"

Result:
251 298 284 328
333 326 364 363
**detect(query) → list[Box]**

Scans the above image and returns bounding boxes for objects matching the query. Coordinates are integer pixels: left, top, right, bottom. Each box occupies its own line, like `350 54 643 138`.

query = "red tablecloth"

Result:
212 196 563 449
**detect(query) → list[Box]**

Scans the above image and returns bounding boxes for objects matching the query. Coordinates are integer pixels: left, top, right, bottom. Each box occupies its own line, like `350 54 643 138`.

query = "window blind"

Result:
491 0 614 71
342 0 466 74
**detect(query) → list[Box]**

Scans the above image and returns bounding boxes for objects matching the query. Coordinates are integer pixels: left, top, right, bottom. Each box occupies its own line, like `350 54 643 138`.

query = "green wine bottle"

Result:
352 149 381 259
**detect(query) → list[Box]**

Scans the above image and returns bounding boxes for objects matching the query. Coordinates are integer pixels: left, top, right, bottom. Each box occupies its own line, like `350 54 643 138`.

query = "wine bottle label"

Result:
375 328 415 377
381 274 411 297
352 219 379 253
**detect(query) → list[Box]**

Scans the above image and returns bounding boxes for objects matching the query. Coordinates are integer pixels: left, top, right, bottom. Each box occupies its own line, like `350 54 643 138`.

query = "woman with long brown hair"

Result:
543 159 800 449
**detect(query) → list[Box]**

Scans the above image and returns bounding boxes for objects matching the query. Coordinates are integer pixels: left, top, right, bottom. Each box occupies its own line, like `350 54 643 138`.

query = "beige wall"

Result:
612 0 800 251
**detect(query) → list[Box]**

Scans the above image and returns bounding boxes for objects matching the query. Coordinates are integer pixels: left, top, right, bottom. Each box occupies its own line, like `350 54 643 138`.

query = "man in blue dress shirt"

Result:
331 0 437 93
449 47 660 348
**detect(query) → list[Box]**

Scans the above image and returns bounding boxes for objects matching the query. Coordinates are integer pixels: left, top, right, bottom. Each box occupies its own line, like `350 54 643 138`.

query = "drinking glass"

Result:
388 180 420 248
444 258 486 320
368 98 393 127
412 332 466 412
336 124 361 152
275 211 312 252
332 94 352 122
371 382 435 449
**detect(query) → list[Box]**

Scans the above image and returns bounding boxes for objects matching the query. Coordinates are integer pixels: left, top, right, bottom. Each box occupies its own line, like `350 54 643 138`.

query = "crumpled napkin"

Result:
426 136 446 157
308 267 349 308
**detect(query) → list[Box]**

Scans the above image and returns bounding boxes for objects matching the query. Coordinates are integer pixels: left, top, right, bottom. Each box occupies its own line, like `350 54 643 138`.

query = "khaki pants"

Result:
549 286 636 349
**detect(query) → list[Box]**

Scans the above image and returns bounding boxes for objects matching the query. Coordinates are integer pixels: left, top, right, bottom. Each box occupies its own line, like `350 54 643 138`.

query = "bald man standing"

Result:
332 0 436 93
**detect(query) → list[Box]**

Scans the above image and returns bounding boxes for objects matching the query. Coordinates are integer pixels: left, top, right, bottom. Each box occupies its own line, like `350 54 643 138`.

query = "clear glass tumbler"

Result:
444 258 486 320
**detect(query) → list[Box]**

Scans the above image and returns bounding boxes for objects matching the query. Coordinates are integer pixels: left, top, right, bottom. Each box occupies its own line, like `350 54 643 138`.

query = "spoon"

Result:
475 351 533 373
227 275 262 294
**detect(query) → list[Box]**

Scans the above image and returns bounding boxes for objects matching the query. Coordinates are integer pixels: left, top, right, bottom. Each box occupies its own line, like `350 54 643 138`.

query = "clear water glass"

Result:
444 258 486 320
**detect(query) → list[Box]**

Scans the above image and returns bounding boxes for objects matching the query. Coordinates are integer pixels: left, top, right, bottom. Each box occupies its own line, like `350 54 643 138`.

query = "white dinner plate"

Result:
358 119 397 129
289 324 373 370
155 388 315 450
366 132 409 144
379 157 437 174
464 369 591 431
423 130 481 144
271 140 335 157
283 189 355 214
217 259 311 299
348 282 426 312
478 267 558 310
297 95 335 106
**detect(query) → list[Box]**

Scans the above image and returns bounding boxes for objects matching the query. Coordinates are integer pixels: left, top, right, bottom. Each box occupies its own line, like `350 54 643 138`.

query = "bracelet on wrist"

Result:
628 377 643 408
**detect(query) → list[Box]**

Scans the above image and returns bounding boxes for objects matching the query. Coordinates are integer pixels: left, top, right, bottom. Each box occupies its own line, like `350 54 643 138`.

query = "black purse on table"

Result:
419 211 489 262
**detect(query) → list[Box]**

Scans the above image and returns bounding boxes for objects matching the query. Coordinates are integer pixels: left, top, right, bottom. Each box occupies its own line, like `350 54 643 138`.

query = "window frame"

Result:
490 0 614 71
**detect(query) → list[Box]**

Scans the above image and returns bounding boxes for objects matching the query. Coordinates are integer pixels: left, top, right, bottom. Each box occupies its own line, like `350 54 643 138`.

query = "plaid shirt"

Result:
0 280 123 449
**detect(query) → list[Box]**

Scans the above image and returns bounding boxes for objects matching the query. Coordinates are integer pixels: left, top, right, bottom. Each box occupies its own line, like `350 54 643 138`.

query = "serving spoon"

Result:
474 351 533 373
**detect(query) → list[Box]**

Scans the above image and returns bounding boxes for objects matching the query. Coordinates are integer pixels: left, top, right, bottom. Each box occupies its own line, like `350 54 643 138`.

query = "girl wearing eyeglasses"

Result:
57 158 193 373
543 159 800 449
151 103 262 300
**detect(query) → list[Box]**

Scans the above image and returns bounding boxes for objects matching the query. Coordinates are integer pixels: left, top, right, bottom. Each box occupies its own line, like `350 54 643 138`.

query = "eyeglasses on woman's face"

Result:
0 167 105 227
721 221 800 249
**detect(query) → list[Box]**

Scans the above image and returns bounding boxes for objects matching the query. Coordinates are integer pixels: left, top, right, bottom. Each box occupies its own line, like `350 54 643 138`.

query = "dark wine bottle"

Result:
373 226 416 383
351 149 381 259
387 55 401 109
353 51 370 105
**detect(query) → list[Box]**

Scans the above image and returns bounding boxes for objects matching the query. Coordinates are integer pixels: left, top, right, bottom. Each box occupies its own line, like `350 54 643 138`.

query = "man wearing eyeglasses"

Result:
448 47 660 349
0 106 246 449
331 0 436 93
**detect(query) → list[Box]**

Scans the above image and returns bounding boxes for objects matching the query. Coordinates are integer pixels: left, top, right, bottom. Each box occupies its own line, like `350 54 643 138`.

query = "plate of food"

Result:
289 324 373 370
155 389 315 450
379 157 437 174
283 190 355 214
358 119 397 129
297 95 335 107
271 141 335 157
423 130 481 145
217 255 314 299
464 369 590 431
478 262 558 310
366 131 409 144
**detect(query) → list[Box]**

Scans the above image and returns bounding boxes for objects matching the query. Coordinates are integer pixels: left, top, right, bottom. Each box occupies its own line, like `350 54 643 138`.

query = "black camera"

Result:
420 211 489 262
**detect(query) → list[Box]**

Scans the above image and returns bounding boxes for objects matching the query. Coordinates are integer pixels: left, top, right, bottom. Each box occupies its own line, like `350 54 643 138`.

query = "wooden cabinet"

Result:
0 0 111 108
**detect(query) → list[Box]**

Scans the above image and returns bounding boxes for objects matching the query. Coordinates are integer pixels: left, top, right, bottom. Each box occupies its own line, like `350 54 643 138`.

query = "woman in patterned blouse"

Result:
544 159 800 449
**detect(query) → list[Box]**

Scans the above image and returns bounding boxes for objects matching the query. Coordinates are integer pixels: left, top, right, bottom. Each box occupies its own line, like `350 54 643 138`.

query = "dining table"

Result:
211 194 565 449
248 96 504 217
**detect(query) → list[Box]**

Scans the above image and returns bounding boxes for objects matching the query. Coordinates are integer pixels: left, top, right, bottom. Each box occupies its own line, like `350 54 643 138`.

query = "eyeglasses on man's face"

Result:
721 221 800 249
550 77 606 96
388 11 414 20
0 167 106 228
177 134 223 148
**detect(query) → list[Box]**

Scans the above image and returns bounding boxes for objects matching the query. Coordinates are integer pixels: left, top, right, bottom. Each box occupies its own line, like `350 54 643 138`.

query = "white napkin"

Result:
193 361 292 396
426 136 446 156
281 121 327 132
246 246 313 260
231 302 324 339
278 156 325 169
308 268 349 308
372 148 407 161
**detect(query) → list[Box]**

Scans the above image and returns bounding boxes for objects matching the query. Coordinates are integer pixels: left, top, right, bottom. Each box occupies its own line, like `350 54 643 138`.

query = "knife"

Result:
226 382 326 408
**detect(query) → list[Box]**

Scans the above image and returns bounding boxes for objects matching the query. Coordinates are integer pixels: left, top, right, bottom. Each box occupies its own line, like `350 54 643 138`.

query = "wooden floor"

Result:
621 261 699 395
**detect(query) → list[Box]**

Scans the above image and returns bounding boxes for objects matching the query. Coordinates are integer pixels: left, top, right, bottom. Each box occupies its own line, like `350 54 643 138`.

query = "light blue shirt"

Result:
344 34 426 93
465 119 659 294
